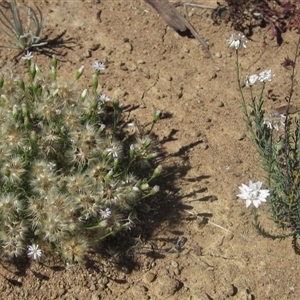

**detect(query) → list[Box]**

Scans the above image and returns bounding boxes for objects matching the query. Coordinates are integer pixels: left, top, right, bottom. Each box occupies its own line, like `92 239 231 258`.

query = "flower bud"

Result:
129 144 135 158
30 131 37 144
12 104 19 121
52 55 57 69
51 66 57 81
140 182 149 191
80 89 87 100
153 110 161 123
75 66 84 80
29 64 36 81
24 116 30 128
113 159 119 170
97 123 106 134
152 165 162 178
21 103 28 118
145 152 158 159
151 185 160 194
104 169 113 180
92 74 98 92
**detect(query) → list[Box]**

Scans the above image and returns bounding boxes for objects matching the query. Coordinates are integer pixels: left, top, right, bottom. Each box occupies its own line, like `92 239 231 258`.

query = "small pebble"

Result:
143 272 156 283
200 143 208 150
215 52 222 58
238 133 246 140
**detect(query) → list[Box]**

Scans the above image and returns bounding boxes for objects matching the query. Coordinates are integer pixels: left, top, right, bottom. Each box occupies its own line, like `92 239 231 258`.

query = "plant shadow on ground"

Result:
92 122 214 274
13 30 76 61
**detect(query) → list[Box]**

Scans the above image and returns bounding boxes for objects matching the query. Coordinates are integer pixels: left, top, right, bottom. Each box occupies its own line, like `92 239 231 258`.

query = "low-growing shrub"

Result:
0 53 161 263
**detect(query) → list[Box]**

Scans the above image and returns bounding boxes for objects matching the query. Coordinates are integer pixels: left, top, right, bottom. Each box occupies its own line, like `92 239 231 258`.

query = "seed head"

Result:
61 235 89 262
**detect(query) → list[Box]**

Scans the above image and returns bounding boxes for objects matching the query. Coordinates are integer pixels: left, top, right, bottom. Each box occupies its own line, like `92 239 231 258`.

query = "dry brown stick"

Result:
144 0 212 58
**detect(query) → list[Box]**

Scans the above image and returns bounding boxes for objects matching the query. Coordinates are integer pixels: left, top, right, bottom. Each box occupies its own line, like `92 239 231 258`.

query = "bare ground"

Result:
1 1 300 299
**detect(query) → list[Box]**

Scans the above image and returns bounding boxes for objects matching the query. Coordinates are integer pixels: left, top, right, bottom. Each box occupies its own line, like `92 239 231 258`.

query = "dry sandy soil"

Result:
1 0 300 299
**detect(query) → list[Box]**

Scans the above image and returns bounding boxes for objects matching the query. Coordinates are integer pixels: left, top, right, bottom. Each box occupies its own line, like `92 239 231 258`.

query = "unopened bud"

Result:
80 89 87 100
145 152 158 159
92 74 98 92
153 110 161 123
12 104 19 121
52 55 57 69
113 158 119 170
151 185 160 194
24 116 30 128
75 65 84 80
140 183 149 191
21 103 28 118
51 66 57 81
29 64 36 81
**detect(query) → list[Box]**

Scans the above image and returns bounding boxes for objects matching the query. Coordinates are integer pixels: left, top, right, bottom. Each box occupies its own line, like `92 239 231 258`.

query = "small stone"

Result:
143 272 156 283
218 101 224 107
120 63 128 71
91 294 101 300
124 42 133 52
200 143 208 150
215 52 222 58
190 130 201 138
209 70 217 80
83 50 91 58
171 261 178 268
238 133 246 140
137 59 145 64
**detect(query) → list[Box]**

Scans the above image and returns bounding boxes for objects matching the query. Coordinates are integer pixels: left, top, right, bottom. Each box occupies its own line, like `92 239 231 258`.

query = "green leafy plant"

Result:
0 53 161 263
230 34 300 252
0 0 45 51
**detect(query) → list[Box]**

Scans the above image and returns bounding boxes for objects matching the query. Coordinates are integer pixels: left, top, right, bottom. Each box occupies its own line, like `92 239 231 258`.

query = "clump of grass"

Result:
0 0 46 52
0 54 161 263
230 33 300 252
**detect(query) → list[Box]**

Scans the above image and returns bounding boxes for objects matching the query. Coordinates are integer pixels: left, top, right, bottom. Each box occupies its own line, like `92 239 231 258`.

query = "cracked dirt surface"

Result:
1 1 300 299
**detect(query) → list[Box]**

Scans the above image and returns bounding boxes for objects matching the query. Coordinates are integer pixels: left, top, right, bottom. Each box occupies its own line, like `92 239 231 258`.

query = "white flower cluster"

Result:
263 109 286 131
237 180 270 208
245 69 275 87
227 33 247 50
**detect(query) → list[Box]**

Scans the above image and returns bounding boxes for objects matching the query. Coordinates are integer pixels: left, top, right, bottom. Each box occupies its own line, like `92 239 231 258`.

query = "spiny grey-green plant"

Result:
230 33 300 252
0 53 161 262
0 0 45 51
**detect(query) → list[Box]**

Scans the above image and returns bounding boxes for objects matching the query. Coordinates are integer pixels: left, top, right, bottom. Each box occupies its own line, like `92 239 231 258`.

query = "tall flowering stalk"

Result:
229 34 300 248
